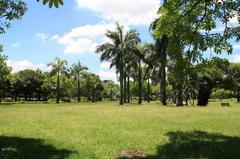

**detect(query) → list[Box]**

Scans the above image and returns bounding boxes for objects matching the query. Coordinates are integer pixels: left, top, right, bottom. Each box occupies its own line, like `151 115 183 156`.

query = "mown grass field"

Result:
0 101 240 159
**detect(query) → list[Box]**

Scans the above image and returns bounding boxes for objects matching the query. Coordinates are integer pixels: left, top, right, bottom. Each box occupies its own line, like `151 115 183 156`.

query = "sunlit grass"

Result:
0 101 240 158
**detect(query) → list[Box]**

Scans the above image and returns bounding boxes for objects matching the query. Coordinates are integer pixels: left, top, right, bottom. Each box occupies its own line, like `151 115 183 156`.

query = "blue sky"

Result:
0 0 239 82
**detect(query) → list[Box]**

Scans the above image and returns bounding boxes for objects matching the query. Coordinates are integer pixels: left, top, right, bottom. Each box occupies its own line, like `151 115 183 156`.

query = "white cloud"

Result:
232 55 240 63
233 44 240 50
97 70 118 82
7 60 50 73
37 33 49 42
63 38 98 54
11 42 21 48
100 62 111 69
52 23 118 54
75 0 160 25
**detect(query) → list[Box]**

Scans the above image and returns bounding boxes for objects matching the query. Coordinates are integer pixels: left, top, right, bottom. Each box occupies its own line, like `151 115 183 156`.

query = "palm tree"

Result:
142 43 157 103
48 58 67 104
142 65 152 103
150 19 169 106
126 45 144 104
149 0 169 106
96 23 140 105
71 61 88 102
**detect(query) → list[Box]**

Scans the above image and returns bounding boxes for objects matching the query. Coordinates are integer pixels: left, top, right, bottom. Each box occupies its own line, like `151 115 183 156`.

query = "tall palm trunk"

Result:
138 59 142 104
56 71 60 104
124 72 127 103
127 75 130 103
77 75 80 102
147 78 150 103
157 36 168 106
119 54 124 105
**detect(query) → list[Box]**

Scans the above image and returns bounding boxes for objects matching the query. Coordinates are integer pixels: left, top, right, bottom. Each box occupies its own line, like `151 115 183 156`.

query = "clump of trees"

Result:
96 21 239 106
0 54 120 103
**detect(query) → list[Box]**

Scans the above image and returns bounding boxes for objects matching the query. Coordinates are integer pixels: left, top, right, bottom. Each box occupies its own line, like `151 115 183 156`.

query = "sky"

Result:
0 0 239 82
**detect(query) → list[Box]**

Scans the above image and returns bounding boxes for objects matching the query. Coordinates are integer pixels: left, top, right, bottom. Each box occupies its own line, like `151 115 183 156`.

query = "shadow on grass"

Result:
0 136 74 159
118 130 240 159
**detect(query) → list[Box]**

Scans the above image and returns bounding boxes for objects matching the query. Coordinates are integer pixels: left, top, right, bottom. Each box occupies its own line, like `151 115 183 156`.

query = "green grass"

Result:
0 101 240 159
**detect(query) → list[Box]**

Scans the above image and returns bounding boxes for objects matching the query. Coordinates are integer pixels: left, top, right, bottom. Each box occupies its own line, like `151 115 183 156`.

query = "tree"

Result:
0 0 27 34
143 43 158 103
48 58 67 104
96 23 140 105
103 80 119 101
84 73 103 102
37 0 63 8
142 65 152 103
228 63 240 102
150 0 169 106
133 45 144 104
14 69 44 101
195 58 230 106
152 0 238 106
0 53 11 102
71 61 88 102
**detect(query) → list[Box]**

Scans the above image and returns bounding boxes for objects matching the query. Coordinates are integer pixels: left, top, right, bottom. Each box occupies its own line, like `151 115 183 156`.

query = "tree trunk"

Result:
77 75 80 102
127 75 130 103
14 94 17 102
237 87 240 102
147 78 150 103
92 87 95 102
157 36 168 106
197 77 213 106
119 54 124 105
56 71 60 104
138 59 142 104
124 72 127 103
176 83 183 106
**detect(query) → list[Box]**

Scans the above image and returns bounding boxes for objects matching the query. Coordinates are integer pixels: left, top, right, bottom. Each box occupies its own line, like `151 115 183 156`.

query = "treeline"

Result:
0 51 240 105
0 55 162 103
0 56 117 103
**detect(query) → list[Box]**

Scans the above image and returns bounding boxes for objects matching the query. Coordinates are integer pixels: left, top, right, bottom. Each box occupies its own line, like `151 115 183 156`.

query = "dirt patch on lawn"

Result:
117 150 147 158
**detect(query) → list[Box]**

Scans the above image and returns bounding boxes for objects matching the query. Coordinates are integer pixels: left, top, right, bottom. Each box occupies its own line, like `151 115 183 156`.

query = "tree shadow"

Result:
118 130 240 159
0 136 74 159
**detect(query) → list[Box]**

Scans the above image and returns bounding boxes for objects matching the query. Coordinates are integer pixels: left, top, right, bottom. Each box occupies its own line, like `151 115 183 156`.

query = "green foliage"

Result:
37 0 64 8
211 88 232 100
83 72 104 102
11 69 44 101
0 53 11 100
0 0 26 34
103 81 119 100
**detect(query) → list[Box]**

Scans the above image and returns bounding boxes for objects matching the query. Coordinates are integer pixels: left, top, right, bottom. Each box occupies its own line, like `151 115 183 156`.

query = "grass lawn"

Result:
0 101 240 159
